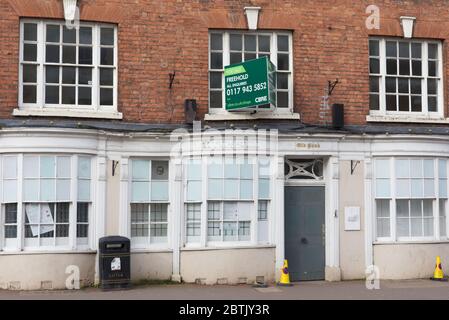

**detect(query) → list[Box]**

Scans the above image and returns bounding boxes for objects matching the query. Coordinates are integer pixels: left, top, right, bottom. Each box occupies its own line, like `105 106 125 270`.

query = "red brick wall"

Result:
1 0 449 125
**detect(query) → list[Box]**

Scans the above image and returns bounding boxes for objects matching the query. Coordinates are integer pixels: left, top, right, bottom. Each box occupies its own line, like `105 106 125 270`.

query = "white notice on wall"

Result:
344 207 361 231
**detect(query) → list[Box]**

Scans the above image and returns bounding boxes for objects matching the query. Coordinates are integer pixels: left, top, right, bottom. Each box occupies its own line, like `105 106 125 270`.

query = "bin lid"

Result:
99 236 130 245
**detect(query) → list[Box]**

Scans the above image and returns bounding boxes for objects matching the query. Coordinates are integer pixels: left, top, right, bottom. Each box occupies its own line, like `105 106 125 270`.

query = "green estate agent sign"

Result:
224 56 276 111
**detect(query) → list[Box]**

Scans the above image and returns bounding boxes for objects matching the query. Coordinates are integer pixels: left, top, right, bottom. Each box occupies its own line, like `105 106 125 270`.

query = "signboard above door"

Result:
224 56 276 111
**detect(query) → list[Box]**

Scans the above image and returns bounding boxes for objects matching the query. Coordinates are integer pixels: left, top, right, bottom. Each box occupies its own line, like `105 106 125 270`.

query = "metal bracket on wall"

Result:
328 79 339 96
112 160 119 176
350 160 360 175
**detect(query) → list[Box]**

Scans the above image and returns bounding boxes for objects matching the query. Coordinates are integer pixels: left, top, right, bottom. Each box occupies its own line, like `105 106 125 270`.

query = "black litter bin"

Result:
99 236 131 290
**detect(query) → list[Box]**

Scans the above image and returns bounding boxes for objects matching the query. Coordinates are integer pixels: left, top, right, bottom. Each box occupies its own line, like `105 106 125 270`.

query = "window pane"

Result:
24 179 39 201
151 204 168 222
411 179 423 198
386 41 397 57
427 79 437 95
24 23 37 41
240 180 253 199
428 97 437 112
57 156 72 180
440 180 448 198
3 156 17 179
101 28 114 45
187 181 201 201
79 27 92 44
79 47 92 65
56 179 71 201
398 95 409 112
224 179 239 199
100 88 113 105
277 53 289 70
411 218 422 237
428 43 438 59
45 45 59 63
78 157 91 179
397 200 409 218
370 58 380 74
230 52 242 64
369 40 379 56
24 44 37 61
40 179 55 201
23 85 37 103
428 61 437 77
399 42 409 58
208 179 223 199
209 91 222 108
258 36 270 52
46 85 59 104
78 87 92 105
210 34 223 51
63 27 76 43
386 77 396 93
410 199 422 217
63 46 76 64
278 35 289 52
277 92 289 108
100 48 114 65
386 95 397 111
244 35 256 51
277 73 289 90
259 178 270 198
230 34 242 51
79 68 92 85
386 59 397 75
5 203 18 224
210 72 222 89
151 181 168 201
45 66 59 84
411 43 421 58
370 94 379 110
62 86 76 104
399 59 410 75
132 160 149 180
410 79 421 94
210 52 223 69
398 78 408 94
62 67 76 84
46 25 60 43
439 160 447 178
396 179 410 198
100 68 114 86
412 60 422 76
23 65 37 83
396 159 409 178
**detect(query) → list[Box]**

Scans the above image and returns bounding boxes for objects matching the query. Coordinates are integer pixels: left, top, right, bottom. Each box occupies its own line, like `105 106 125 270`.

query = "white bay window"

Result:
0 154 93 251
374 158 448 242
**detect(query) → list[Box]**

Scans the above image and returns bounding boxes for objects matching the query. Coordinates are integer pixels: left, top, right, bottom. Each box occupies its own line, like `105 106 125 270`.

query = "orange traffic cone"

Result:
277 260 293 286
431 256 447 281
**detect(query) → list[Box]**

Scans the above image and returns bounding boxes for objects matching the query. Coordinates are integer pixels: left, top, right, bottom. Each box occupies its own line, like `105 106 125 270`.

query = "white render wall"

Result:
0 253 96 290
180 247 276 285
373 243 449 279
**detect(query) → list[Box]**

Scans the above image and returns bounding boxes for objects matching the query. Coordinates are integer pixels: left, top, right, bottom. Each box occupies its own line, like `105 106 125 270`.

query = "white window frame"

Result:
0 154 94 252
208 30 294 116
373 157 449 243
183 156 272 248
17 19 121 119
369 37 444 119
128 159 171 250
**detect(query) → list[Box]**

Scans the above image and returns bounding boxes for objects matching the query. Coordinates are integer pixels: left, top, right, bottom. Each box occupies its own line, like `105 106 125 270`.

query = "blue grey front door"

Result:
285 186 325 281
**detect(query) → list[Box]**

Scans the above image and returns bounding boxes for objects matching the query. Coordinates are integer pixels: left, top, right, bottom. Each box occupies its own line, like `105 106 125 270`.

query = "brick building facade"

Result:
0 0 449 289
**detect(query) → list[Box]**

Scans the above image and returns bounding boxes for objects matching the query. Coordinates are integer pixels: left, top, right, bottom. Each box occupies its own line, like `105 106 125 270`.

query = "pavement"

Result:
1 279 449 300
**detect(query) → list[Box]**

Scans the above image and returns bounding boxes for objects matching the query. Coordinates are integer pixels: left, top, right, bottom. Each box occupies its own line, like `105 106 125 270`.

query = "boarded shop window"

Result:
374 158 448 241
369 38 443 117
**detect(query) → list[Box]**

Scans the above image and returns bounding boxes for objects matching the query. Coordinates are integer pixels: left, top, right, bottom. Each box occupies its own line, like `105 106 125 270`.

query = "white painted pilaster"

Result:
274 155 285 279
118 157 129 237
364 158 374 268
171 160 182 282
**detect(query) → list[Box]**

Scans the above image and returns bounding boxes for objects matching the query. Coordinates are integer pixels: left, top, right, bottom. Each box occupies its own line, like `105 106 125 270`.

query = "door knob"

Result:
300 237 308 244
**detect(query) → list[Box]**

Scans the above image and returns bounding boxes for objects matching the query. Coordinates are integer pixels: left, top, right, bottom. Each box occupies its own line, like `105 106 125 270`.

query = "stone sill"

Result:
366 115 449 124
181 244 276 251
374 240 449 245
205 112 300 121
13 108 123 120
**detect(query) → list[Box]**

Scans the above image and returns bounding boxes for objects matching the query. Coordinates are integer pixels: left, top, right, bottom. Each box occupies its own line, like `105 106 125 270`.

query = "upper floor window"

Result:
19 20 117 115
369 38 443 117
209 31 293 113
